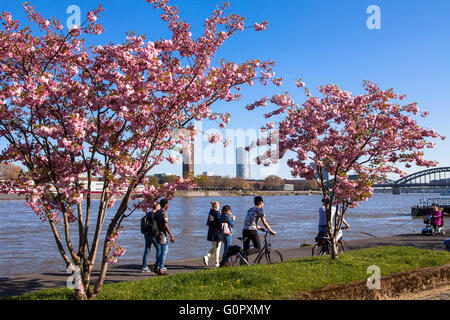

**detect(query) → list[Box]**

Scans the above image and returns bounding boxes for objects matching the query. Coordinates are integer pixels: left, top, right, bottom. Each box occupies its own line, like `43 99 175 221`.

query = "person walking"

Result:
154 198 175 275
203 201 222 267
141 203 161 272
242 196 276 259
219 205 235 267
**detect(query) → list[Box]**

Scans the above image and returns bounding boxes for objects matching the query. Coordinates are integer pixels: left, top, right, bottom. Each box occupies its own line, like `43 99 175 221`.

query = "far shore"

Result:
175 189 322 197
0 190 322 201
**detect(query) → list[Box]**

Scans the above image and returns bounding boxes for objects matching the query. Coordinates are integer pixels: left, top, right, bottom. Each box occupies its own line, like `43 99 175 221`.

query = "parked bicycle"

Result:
311 228 348 256
228 228 283 266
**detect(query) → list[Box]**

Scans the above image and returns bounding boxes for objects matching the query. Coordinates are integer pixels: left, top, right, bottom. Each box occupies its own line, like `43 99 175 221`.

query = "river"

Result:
0 193 442 278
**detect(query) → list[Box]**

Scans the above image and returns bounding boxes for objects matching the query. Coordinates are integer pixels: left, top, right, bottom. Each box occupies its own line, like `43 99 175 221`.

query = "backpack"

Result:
141 211 160 237
141 212 151 234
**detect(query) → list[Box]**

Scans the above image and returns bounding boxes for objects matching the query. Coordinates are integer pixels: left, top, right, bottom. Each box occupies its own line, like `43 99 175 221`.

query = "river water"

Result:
0 193 443 278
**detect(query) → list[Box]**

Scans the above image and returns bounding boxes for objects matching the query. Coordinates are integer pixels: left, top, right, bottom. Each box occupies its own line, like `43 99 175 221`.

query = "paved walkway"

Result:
424 289 450 300
0 231 449 299
415 287 450 300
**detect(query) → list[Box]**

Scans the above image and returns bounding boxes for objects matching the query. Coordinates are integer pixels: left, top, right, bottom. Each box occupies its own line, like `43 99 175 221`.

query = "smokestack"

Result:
182 141 194 179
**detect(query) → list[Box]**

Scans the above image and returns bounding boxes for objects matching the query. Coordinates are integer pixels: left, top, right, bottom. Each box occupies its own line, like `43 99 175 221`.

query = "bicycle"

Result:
229 228 283 266
311 229 347 256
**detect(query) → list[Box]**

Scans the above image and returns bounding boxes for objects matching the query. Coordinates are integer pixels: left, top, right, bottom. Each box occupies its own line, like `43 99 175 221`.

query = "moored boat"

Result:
411 197 450 217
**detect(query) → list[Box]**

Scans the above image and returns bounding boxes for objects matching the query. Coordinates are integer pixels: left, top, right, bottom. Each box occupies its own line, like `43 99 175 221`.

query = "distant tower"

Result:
236 147 250 179
182 141 194 179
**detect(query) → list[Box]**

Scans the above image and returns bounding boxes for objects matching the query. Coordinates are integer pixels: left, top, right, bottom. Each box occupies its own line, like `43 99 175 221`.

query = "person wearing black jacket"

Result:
203 201 222 267
141 203 160 272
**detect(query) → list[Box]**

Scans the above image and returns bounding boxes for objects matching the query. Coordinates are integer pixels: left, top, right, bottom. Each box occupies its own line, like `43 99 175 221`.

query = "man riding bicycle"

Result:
242 196 276 258
318 198 350 241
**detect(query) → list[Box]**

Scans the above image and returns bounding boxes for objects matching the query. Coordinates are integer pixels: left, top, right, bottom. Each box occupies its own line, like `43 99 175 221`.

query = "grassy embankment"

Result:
7 246 450 300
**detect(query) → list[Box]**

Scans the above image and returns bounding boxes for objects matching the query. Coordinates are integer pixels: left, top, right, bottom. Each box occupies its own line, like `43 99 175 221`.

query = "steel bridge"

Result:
373 167 450 194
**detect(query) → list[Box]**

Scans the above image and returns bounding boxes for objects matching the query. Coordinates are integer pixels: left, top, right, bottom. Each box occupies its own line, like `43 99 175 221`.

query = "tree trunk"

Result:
330 236 339 260
68 263 89 300
75 287 88 300
91 259 109 298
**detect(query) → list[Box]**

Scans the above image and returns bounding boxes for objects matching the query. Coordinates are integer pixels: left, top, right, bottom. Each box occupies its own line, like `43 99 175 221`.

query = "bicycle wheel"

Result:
267 250 283 264
312 243 329 256
256 250 283 264
230 254 240 267
338 240 347 253
230 253 249 267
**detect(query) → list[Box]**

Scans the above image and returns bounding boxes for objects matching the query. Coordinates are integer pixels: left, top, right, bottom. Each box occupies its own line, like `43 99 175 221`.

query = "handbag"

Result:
221 221 232 236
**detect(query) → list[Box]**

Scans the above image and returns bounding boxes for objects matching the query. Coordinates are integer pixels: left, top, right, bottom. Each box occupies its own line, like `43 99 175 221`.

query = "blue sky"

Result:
2 0 450 180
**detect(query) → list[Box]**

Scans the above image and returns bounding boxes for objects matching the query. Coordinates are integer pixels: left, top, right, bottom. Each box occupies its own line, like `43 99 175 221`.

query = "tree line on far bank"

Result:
148 174 320 191
0 162 319 192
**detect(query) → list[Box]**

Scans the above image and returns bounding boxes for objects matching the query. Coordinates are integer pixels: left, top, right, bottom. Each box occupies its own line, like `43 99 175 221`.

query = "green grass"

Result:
7 246 450 300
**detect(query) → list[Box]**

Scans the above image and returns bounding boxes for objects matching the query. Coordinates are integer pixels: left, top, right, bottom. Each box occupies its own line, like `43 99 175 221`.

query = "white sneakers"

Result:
203 255 220 267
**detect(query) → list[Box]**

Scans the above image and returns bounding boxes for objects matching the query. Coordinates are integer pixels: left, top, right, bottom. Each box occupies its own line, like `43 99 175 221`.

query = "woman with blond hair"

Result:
203 201 222 267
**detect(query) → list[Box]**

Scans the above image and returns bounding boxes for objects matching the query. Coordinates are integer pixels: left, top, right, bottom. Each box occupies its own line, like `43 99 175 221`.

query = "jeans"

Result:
242 229 261 256
155 243 169 269
220 235 232 264
142 234 159 267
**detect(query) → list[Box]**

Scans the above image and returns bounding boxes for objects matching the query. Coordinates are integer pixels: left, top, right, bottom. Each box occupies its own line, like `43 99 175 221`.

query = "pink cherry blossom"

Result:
87 11 98 23
0 0 278 299
272 78 282 86
167 155 178 164
254 21 268 31
248 79 444 259
267 122 275 129
296 79 305 87
208 133 223 144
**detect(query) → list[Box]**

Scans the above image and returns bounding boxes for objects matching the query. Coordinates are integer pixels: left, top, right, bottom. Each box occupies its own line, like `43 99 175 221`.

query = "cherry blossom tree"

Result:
249 80 444 259
0 0 277 299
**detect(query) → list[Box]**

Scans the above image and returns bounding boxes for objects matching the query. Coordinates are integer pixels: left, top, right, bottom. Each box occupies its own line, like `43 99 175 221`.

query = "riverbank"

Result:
0 190 321 201
1 230 449 299
175 190 322 197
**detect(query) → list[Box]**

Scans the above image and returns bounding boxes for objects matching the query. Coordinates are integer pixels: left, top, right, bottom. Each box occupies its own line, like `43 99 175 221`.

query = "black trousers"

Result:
242 229 261 256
